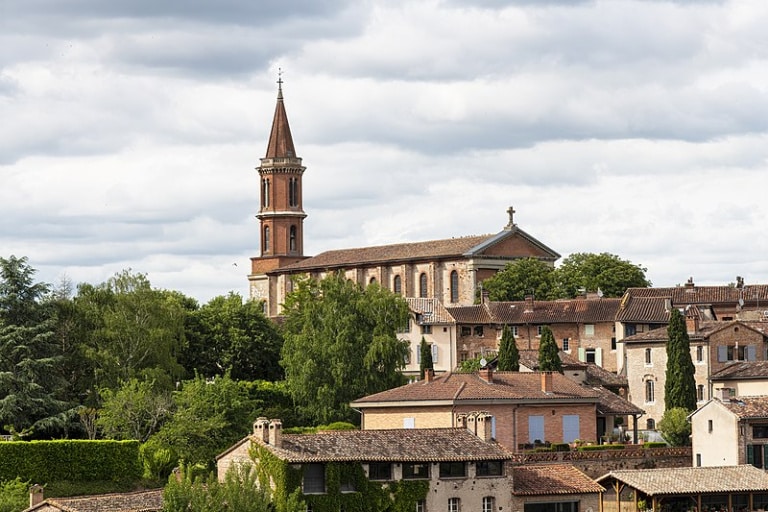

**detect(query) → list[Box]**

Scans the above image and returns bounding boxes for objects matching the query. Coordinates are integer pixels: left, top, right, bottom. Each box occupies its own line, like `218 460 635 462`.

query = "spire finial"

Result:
505 206 516 230
277 68 284 92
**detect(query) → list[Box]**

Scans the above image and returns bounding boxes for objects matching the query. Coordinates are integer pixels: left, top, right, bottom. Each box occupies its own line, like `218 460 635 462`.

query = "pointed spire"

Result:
265 69 297 159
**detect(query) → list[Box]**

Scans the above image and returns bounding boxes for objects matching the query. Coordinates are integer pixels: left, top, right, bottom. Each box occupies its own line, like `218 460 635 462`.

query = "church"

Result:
248 83 560 317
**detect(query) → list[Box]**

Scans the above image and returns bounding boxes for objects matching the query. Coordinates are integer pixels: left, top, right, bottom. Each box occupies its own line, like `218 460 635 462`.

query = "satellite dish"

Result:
480 358 487 368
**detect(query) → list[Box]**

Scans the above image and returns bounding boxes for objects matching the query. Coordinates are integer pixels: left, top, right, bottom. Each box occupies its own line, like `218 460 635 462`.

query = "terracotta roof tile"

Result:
406 298 454 324
711 361 768 381
445 305 493 324
598 465 768 495
626 285 768 306
719 395 768 419
615 296 671 323
255 428 511 463
623 320 768 344
28 490 164 512
489 298 621 324
512 464 604 495
591 385 644 415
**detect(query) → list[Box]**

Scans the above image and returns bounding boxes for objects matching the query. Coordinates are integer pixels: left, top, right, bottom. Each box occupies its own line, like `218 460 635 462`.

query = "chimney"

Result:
481 289 490 305
685 314 699 335
253 417 269 443
455 412 468 429
29 484 44 508
664 298 672 312
479 367 493 383
268 419 283 448
466 412 478 435
476 413 493 442
524 295 534 313
541 372 553 394
685 277 695 288
424 368 435 383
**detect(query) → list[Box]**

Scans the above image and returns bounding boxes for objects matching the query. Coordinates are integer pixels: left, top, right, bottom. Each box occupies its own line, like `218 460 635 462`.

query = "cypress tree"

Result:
497 325 520 371
419 336 433 380
664 308 697 411
537 326 562 373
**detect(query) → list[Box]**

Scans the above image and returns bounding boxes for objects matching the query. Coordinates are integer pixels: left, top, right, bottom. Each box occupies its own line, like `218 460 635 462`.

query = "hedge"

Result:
0 440 142 483
578 444 626 451
643 442 668 449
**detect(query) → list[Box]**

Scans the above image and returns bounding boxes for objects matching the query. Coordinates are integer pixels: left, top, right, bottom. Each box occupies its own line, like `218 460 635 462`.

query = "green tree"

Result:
280 274 410 424
150 373 255 467
537 326 562 373
0 256 67 435
554 252 651 298
497 325 520 371
664 308 697 412
97 378 174 442
181 293 283 381
481 258 556 301
74 270 186 391
419 336 433 380
658 407 692 446
0 477 29 512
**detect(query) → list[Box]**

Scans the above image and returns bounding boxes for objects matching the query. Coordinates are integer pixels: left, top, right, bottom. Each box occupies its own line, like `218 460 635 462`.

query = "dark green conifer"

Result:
497 325 520 371
664 308 697 411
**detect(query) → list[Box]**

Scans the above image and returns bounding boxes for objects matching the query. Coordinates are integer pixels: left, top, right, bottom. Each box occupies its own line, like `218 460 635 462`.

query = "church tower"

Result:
249 78 308 306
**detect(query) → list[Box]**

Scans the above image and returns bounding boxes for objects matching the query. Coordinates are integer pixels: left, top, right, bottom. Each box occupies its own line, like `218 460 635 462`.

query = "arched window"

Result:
369 277 377 285
289 225 297 252
419 273 428 298
262 179 270 208
646 418 656 430
482 497 495 512
263 226 270 253
393 275 402 295
645 380 654 403
450 270 459 303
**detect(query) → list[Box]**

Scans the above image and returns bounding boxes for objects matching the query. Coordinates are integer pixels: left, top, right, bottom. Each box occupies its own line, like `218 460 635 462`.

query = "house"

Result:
216 418 603 512
23 488 163 512
597 465 768 512
623 317 768 433
247 84 560 316
400 298 456 378
350 367 643 450
689 392 768 470
710 360 768 398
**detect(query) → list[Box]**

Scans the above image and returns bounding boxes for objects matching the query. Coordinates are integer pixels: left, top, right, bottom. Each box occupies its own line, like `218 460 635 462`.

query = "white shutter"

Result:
595 347 603 367
431 344 439 363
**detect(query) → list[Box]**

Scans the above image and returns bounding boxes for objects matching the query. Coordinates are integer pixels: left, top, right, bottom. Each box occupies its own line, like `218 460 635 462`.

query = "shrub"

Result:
0 478 29 512
643 442 668 449
551 443 571 452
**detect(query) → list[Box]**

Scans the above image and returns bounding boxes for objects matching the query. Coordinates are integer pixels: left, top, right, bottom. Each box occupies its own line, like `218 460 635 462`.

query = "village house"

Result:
216 417 602 512
710 360 768 398
350 367 643 450
23 488 163 512
400 298 456 379
247 84 560 317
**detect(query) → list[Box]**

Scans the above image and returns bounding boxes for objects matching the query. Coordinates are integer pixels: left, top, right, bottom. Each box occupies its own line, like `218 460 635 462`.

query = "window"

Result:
369 277 377 285
698 385 705 402
450 270 459 303
403 462 430 479
459 351 468 363
747 444 768 470
753 425 768 439
647 418 655 430
448 498 460 512
625 324 637 336
528 415 544 443
432 344 439 363
696 453 702 467
482 497 495 512
708 420 713 433
719 344 756 362
263 226 270 252
460 326 471 337
393 275 402 295
562 338 570 351
368 462 391 481
585 324 595 336
537 325 544 337
289 225 297 252
262 178 270 208
288 177 299 207
419 273 428 298
415 500 426 512
476 460 503 477
611 337 617 350
511 325 519 337
645 348 652 365
403 418 415 429
439 462 466 478
473 326 484 337
645 380 655 403
696 345 703 362
562 415 580 443
421 324 432 335
302 464 325 494
585 348 596 364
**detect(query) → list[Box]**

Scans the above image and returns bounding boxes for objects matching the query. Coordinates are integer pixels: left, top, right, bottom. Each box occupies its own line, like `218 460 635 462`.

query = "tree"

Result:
0 477 29 512
97 378 174 442
419 336 433 379
554 252 651 298
658 407 692 446
664 308 697 412
537 326 562 373
481 258 556 302
181 293 283 381
497 325 520 371
280 274 410 424
0 256 67 435
150 373 255 467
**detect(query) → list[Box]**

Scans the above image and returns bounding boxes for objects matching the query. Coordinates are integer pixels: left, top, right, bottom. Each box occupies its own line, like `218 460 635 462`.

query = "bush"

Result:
643 442 668 449
577 444 625 451
0 478 29 512
551 443 571 452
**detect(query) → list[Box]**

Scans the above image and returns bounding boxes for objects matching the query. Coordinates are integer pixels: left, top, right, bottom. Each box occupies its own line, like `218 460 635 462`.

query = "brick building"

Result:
247 84 559 317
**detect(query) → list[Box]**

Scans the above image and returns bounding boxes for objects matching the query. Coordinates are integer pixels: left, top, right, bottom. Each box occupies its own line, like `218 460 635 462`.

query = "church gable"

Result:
467 227 560 262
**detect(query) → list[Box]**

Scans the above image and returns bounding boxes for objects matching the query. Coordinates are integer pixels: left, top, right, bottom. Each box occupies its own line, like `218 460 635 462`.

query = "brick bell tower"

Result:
248 77 308 305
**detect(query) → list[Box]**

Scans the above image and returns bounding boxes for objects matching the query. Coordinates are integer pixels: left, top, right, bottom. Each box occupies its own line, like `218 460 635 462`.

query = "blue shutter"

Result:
718 346 727 362
562 415 580 443
747 345 757 361
528 416 545 443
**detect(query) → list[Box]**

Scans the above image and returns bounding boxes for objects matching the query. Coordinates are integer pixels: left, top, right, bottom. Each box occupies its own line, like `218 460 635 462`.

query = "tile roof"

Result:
597 465 768 495
517 350 587 372
264 84 296 159
584 362 628 388
406 298 454 324
591 385 644 416
352 371 599 405
718 396 768 419
512 464 604 495
253 427 511 463
488 298 621 324
445 305 493 324
626 285 768 306
622 320 768 344
25 490 163 512
615 296 671 323
276 235 494 272
710 361 768 381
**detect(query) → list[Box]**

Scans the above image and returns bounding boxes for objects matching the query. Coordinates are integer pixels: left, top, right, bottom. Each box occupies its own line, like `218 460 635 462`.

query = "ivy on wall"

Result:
248 444 429 512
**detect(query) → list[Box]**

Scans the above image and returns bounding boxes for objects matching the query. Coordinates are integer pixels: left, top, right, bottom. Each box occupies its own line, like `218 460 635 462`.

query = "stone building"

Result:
247 84 559 317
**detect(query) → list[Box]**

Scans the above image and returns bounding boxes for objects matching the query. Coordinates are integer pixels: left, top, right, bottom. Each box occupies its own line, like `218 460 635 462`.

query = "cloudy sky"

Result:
3 0 768 303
